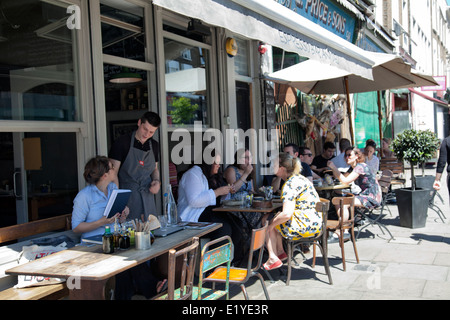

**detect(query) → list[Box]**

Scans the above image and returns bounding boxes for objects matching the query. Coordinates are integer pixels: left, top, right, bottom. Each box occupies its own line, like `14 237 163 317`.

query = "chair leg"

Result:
339 231 346 271
312 243 317 268
316 241 333 285
255 272 270 300
430 204 446 223
351 227 360 264
286 241 293 286
240 284 249 300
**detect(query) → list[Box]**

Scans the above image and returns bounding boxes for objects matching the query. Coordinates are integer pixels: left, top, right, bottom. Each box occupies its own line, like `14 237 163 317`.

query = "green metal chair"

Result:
195 235 233 300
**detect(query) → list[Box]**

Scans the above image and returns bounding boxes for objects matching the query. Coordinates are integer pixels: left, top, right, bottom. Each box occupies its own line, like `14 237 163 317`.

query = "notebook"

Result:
103 189 132 219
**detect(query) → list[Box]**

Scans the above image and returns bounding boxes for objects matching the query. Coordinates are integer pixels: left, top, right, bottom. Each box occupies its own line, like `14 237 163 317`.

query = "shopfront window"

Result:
100 3 145 61
0 0 80 121
164 38 210 127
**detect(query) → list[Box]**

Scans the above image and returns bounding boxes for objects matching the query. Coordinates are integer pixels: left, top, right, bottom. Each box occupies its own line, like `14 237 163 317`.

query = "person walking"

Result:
433 135 450 197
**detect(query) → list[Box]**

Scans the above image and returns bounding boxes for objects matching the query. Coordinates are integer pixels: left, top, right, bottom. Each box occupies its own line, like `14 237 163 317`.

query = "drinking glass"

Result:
158 215 168 231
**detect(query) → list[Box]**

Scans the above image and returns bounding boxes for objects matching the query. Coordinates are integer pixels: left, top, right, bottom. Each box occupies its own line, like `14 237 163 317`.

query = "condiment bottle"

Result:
120 226 130 249
102 226 114 254
128 227 135 246
113 218 121 248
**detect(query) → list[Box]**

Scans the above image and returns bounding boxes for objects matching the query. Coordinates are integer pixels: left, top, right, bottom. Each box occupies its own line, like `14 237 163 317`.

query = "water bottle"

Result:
164 185 178 225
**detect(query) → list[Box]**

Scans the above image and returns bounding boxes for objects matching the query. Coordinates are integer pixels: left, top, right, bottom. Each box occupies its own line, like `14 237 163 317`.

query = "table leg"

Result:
68 277 113 300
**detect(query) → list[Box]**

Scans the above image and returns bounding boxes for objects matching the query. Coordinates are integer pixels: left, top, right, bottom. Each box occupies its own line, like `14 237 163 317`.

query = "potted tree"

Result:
391 129 441 228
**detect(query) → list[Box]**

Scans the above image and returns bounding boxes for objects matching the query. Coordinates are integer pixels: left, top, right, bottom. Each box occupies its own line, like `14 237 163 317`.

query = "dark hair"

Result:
199 150 225 189
284 143 300 155
339 138 351 151
298 146 311 156
345 147 366 163
140 111 161 128
323 141 336 151
365 139 377 149
83 156 111 184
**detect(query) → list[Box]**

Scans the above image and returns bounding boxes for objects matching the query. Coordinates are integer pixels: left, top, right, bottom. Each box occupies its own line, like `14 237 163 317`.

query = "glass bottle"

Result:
120 226 130 249
113 218 121 249
102 226 114 254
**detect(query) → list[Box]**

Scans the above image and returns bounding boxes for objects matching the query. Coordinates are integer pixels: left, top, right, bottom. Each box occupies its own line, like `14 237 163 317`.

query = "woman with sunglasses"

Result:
327 147 382 237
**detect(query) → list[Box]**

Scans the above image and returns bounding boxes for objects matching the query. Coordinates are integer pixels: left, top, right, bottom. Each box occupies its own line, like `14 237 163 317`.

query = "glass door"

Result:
0 132 78 227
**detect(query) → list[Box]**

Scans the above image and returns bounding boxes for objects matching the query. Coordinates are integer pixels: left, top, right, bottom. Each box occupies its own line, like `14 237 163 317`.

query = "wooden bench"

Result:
379 157 406 187
0 214 77 300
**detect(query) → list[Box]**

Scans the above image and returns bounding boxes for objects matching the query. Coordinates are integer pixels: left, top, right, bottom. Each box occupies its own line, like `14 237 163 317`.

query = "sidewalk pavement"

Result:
230 167 450 300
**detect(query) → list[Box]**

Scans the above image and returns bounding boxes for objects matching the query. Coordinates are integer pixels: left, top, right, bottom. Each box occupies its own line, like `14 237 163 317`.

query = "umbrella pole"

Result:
377 91 383 157
344 76 354 146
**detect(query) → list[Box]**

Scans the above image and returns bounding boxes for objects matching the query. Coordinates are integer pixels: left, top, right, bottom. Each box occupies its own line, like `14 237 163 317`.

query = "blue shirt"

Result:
72 182 118 239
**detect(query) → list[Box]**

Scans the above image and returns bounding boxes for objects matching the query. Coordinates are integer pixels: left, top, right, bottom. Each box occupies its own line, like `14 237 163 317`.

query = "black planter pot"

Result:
415 175 435 190
394 188 430 228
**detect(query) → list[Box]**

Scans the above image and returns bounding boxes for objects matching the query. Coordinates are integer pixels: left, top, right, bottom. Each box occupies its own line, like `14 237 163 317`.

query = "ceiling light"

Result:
110 67 142 83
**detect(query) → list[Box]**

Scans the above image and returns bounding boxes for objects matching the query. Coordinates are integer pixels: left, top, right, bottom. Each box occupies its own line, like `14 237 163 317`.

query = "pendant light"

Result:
110 67 142 83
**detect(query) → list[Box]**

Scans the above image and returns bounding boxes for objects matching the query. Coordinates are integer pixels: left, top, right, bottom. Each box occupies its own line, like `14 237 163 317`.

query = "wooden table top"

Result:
6 223 222 281
213 202 282 213
314 183 350 191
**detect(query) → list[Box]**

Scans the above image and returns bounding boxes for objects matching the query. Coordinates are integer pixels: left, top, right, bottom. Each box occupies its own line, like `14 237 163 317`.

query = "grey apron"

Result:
118 131 156 220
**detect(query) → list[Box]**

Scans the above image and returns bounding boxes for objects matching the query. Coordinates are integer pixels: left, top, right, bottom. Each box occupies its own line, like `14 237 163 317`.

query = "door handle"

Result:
13 170 22 199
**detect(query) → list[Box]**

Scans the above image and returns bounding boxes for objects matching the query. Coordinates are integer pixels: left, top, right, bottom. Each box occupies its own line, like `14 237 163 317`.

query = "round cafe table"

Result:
314 183 350 199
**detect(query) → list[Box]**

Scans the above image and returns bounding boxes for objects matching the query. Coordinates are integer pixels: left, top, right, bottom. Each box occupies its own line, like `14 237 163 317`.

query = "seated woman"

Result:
264 152 322 271
327 147 382 238
72 156 129 239
178 152 244 261
72 156 161 300
364 139 380 176
224 148 254 198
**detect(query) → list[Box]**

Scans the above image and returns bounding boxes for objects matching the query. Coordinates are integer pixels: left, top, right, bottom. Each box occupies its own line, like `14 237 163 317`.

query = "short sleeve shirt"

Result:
109 132 159 164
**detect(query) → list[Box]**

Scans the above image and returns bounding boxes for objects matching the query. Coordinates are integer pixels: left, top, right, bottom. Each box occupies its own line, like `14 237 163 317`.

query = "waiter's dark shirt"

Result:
436 136 450 174
109 132 160 164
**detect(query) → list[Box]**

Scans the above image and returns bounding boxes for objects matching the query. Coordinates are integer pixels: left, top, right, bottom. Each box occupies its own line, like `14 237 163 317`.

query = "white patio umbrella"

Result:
265 52 438 145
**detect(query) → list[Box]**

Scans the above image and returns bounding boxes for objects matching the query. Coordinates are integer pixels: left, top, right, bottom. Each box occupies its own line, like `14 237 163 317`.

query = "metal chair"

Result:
195 235 233 300
356 170 395 240
154 237 199 300
326 194 359 271
286 198 333 286
428 189 446 223
203 222 270 300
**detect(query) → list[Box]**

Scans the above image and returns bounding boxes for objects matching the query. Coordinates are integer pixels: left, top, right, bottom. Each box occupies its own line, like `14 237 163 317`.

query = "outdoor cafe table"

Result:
6 223 222 300
213 202 283 230
314 183 350 199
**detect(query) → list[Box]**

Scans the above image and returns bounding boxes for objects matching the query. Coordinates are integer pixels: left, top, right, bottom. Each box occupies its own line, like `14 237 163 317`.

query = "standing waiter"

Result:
109 112 161 221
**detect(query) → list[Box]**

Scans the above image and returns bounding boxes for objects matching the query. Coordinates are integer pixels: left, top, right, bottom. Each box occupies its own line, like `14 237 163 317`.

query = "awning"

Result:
409 88 449 107
152 0 374 80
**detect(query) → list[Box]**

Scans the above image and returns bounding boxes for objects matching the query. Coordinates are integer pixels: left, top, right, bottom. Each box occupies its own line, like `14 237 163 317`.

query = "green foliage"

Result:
169 97 199 124
392 129 440 190
392 129 440 165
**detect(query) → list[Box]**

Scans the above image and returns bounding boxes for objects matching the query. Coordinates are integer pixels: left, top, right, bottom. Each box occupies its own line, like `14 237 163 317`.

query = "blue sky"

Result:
448 0 450 5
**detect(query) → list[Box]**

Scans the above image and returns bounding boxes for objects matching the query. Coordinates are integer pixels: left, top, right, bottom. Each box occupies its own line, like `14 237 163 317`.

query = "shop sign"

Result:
421 76 446 92
356 34 385 53
275 0 357 42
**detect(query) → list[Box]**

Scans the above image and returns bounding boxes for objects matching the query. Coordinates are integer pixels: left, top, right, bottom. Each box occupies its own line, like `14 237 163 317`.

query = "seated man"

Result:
311 141 336 177
272 143 314 193
331 138 351 172
298 146 321 181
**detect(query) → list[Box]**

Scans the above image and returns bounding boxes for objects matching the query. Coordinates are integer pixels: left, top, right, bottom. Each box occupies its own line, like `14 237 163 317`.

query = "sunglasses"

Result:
344 153 352 158
302 153 313 157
